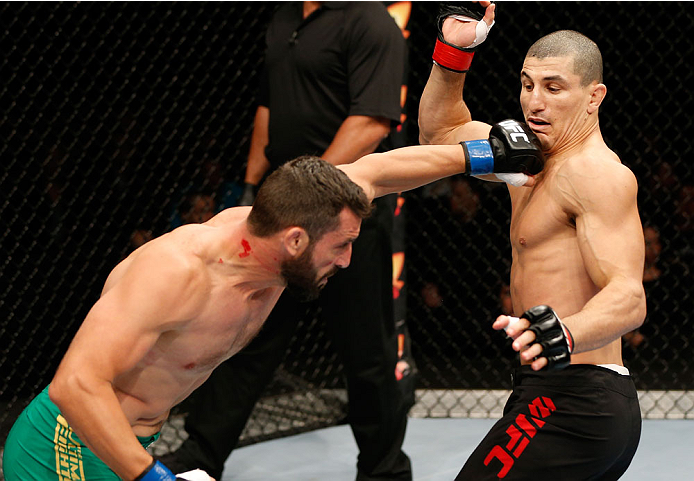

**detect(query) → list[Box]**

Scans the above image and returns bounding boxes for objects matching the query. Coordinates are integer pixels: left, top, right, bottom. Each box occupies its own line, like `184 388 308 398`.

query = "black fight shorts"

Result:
456 365 641 480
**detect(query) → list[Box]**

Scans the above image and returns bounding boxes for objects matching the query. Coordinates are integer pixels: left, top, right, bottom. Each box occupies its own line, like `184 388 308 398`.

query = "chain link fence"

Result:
2 1 693 469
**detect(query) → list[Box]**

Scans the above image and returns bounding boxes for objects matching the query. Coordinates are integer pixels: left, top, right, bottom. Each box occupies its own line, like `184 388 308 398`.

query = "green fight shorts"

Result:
3 385 159 480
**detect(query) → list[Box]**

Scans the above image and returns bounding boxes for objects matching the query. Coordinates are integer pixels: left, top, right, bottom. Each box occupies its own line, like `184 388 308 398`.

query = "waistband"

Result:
512 364 637 397
598 363 630 375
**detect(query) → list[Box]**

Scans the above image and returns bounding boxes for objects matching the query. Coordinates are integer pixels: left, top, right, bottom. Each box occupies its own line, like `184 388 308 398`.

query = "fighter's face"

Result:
281 208 361 301
519 55 595 155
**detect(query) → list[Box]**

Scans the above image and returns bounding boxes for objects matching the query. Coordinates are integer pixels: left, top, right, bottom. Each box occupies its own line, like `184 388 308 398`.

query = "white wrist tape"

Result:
495 172 528 187
176 469 213 481
503 316 520 333
449 15 495 49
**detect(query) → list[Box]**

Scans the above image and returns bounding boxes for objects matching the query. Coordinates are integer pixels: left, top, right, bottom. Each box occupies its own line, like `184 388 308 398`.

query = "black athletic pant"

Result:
456 365 641 480
173 196 413 481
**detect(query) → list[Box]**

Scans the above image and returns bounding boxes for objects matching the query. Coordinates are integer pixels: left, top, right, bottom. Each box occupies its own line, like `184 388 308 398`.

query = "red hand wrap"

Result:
560 322 574 353
432 38 474 73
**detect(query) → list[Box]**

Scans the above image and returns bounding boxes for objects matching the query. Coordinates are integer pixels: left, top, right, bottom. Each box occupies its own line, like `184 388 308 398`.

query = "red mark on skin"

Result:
239 239 252 258
218 258 224 264
183 363 196 370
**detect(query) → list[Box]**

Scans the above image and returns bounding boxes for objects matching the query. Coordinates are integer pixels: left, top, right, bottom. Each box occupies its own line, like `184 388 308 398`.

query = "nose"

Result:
526 88 545 113
335 245 352 269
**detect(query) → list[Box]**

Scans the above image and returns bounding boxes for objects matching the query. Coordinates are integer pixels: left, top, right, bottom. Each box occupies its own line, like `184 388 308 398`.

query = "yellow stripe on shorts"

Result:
53 414 86 481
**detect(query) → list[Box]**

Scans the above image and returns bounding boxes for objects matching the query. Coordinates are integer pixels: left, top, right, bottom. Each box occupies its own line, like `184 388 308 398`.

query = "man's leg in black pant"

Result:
321 215 413 481
159 292 303 479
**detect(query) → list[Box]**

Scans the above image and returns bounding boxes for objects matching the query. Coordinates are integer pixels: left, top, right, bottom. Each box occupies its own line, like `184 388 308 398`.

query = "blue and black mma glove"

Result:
522 305 575 371
461 119 545 177
432 3 495 73
135 460 210 481
135 460 177 480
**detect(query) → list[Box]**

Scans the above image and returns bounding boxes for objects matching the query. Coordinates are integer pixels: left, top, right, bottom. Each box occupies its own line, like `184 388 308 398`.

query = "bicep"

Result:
61 295 163 382
574 171 644 288
431 120 492 146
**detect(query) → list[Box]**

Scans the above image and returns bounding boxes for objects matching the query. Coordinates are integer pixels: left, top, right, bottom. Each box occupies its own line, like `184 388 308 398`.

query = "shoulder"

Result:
206 206 250 227
96 233 211 324
554 149 638 214
126 230 209 292
559 149 637 192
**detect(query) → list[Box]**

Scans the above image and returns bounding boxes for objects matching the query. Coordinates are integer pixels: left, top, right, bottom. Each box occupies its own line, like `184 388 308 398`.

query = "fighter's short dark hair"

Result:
526 30 603 86
247 156 372 242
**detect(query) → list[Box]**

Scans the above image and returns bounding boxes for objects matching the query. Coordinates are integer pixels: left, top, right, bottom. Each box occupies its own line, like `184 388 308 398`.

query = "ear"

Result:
587 82 607 114
282 227 310 258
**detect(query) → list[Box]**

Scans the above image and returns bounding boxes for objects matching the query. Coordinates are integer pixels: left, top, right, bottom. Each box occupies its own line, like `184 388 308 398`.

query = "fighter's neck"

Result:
545 120 603 164
217 223 285 290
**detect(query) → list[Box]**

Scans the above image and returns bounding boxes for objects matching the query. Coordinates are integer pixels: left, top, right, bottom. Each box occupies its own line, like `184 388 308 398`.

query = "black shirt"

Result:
260 1 405 170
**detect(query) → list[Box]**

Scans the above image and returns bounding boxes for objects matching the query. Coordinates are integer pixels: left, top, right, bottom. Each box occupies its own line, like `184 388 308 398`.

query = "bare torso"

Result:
508 139 624 366
102 209 282 435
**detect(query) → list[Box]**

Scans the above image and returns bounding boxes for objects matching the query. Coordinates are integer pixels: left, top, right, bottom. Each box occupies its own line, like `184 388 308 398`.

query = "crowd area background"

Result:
1 1 693 466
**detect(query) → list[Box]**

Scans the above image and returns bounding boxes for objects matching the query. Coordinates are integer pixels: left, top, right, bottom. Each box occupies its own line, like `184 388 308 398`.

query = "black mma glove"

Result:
432 3 495 73
522 305 574 371
460 119 545 176
238 182 257 206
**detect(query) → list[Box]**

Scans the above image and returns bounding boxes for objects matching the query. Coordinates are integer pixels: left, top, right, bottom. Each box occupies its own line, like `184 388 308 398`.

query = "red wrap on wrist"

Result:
432 38 475 73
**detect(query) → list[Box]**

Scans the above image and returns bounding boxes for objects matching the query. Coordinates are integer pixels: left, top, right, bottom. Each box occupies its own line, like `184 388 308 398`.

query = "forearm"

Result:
244 106 270 185
245 153 270 185
322 115 391 166
50 376 152 480
565 278 646 354
340 144 467 201
418 65 472 145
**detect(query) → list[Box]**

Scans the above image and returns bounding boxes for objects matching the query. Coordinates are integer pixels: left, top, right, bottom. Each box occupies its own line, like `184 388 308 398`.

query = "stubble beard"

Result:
281 244 335 302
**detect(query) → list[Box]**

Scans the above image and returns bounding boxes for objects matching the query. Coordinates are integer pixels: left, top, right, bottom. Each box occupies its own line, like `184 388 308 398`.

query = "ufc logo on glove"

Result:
498 120 530 144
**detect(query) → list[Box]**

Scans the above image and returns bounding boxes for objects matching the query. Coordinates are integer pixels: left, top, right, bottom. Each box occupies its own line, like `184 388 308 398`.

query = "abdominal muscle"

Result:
511 246 624 366
113 360 216 437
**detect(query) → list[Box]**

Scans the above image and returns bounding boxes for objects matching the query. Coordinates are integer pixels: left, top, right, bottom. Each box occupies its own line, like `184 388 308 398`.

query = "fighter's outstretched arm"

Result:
341 144 468 201
341 118 543 201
